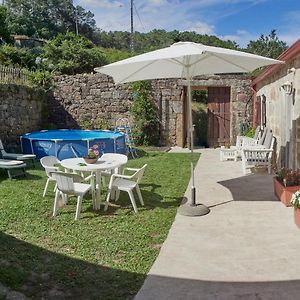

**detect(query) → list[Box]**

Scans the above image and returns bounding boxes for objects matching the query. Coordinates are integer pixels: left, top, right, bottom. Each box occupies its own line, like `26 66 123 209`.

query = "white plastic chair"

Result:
100 153 128 185
40 156 60 197
51 171 94 220
104 164 147 213
241 130 275 174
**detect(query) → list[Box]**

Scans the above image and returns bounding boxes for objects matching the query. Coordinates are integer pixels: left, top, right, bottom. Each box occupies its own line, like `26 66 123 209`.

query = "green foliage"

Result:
29 69 53 89
94 29 238 52
101 47 133 63
192 102 208 147
5 0 96 40
244 127 256 138
0 152 199 298
41 32 108 74
0 5 11 43
246 30 287 59
0 45 37 68
192 90 208 104
131 81 159 146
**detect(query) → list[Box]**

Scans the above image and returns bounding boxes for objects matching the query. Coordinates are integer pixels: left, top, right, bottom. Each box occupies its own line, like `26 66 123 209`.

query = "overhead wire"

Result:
133 1 146 32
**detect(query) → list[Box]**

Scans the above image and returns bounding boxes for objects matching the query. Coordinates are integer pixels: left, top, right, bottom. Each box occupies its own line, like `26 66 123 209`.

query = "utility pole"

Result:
130 0 134 52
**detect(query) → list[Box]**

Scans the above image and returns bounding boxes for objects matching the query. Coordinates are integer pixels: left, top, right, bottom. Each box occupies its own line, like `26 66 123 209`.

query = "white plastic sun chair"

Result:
51 171 95 220
40 156 61 197
0 159 26 179
104 164 147 213
241 129 275 175
0 139 36 166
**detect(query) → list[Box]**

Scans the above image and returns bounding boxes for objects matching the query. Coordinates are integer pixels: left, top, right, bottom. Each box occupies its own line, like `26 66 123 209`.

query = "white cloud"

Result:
221 30 256 47
187 22 215 35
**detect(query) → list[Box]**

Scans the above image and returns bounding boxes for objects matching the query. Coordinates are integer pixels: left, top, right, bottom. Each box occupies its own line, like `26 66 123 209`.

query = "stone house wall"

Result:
253 48 300 169
0 84 46 146
50 74 252 147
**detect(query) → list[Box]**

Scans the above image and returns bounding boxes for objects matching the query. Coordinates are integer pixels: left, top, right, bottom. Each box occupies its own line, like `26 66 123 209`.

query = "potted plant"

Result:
273 168 300 206
83 144 99 164
291 190 300 230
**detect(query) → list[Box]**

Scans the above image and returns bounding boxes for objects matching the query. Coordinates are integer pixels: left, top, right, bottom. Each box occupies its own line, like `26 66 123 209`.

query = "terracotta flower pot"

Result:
294 207 300 230
273 177 300 206
83 156 99 164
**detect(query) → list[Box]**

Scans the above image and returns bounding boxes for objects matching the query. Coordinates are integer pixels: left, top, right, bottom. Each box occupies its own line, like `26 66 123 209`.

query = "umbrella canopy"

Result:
95 41 283 214
95 41 283 84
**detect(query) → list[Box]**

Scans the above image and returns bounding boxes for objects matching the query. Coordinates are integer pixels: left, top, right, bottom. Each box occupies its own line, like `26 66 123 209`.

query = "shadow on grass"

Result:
84 184 182 217
0 232 144 300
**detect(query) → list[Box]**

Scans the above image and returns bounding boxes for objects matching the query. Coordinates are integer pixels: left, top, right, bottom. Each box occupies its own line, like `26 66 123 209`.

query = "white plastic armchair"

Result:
241 132 275 175
104 164 147 213
40 156 61 197
51 171 94 220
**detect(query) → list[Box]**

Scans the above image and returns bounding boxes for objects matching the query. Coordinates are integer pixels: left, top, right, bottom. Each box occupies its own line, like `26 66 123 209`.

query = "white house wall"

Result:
255 55 300 169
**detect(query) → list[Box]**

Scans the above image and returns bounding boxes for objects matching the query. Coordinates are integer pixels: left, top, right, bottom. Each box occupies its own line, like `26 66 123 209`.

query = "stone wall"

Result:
49 74 184 146
0 84 46 145
49 74 252 147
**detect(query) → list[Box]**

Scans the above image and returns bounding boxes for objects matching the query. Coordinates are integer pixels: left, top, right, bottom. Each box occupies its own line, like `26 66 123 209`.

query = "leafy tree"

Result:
0 44 37 69
41 32 108 74
94 29 239 52
101 47 133 63
4 0 96 40
246 30 287 59
0 5 11 43
131 81 159 146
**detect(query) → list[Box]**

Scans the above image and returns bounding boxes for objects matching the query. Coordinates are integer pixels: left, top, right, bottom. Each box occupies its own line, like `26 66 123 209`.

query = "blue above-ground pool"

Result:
21 129 126 160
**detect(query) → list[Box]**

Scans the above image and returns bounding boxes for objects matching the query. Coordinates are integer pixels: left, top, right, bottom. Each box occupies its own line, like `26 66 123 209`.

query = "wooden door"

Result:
207 87 230 147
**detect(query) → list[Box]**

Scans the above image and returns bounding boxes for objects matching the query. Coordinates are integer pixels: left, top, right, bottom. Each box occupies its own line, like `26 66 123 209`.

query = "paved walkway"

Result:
135 148 300 300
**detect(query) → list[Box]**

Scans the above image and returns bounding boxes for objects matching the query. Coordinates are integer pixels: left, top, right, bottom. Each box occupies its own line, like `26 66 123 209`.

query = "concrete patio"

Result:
135 148 300 300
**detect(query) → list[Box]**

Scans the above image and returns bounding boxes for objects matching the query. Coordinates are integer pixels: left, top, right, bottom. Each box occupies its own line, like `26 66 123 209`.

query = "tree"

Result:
4 0 96 40
0 44 37 69
41 32 108 74
0 5 11 43
246 30 287 59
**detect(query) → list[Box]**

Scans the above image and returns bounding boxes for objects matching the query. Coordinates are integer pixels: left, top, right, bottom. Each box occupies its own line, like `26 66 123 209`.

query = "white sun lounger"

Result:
0 159 27 179
0 139 36 166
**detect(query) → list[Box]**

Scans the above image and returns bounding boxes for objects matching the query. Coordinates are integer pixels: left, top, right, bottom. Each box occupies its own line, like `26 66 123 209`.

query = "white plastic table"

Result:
60 154 128 209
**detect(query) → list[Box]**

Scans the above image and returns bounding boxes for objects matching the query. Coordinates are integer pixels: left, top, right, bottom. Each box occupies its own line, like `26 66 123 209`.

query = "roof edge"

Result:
252 38 300 86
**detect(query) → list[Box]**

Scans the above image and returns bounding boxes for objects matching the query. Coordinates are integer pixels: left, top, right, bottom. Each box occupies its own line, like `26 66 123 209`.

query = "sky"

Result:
73 0 300 47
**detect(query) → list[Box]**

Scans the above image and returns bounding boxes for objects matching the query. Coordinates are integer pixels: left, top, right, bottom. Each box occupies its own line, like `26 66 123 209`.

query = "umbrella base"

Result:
178 203 210 216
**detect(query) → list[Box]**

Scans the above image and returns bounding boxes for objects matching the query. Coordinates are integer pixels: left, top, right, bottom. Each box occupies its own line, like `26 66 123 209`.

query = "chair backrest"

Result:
40 156 60 177
0 139 7 156
51 171 82 194
253 126 261 140
263 129 273 149
132 164 147 184
257 127 268 145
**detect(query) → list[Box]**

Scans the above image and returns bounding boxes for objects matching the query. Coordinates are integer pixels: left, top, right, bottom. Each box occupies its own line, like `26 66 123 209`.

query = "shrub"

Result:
131 81 159 146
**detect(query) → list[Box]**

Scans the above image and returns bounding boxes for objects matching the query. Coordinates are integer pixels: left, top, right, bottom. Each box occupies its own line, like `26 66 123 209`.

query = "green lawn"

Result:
0 151 199 299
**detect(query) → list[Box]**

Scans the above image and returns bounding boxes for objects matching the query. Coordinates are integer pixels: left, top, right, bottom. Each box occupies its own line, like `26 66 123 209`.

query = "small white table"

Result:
60 154 128 209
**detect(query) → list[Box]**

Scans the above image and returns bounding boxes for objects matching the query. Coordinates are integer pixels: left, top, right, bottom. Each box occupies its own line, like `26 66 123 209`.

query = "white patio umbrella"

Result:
95 41 283 216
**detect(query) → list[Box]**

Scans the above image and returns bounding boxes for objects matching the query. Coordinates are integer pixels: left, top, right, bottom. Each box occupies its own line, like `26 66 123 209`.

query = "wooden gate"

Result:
207 87 231 147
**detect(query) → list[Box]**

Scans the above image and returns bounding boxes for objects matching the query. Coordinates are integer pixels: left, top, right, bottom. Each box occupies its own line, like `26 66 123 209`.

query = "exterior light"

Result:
280 81 293 95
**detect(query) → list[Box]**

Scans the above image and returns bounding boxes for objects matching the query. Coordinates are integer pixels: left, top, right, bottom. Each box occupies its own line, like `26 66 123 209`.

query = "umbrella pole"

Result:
187 75 196 206
178 72 210 217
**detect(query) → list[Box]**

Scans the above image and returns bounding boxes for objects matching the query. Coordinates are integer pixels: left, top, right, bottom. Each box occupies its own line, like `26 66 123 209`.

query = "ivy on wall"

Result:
131 81 159 146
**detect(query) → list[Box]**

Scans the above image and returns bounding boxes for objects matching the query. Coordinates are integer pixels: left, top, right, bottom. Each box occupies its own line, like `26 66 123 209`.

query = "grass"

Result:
0 151 199 299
